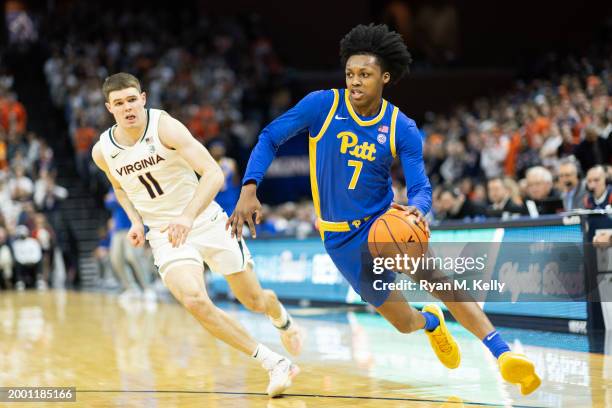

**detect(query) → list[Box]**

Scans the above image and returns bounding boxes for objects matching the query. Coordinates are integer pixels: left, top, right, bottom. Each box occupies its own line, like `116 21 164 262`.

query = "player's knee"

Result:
241 293 266 314
263 289 278 305
182 292 214 316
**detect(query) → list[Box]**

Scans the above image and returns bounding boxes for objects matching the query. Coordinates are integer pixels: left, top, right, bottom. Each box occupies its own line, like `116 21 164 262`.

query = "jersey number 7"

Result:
138 172 164 199
347 160 363 190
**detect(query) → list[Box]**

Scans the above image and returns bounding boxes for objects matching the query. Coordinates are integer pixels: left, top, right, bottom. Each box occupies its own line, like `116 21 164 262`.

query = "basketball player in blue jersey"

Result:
228 24 540 395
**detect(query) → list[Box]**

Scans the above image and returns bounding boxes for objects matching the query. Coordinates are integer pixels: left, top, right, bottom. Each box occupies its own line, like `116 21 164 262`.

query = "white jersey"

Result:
99 108 221 229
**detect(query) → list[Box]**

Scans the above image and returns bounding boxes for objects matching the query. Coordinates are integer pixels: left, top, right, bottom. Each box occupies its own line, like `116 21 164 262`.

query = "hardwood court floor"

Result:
0 291 610 407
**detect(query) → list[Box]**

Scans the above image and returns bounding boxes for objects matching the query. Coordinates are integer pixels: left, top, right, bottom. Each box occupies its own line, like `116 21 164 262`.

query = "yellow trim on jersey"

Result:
309 89 339 240
309 137 325 239
312 89 339 142
390 106 399 158
344 89 387 126
318 216 372 233
319 219 350 232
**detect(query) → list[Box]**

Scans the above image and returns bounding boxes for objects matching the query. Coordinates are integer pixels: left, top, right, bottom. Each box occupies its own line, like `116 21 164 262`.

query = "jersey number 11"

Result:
138 172 164 199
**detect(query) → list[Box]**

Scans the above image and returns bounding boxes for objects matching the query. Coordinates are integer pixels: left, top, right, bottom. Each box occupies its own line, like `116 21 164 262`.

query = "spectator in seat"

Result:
0 226 13 289
486 177 526 218
583 165 612 210
524 166 563 216
557 158 586 211
73 114 97 183
0 92 27 134
34 170 68 213
8 165 33 202
575 125 611 173
436 187 487 221
12 225 43 291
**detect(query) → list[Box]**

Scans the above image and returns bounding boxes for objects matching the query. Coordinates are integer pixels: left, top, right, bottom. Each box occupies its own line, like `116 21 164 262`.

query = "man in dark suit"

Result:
583 165 612 210
486 177 526 218
557 158 586 211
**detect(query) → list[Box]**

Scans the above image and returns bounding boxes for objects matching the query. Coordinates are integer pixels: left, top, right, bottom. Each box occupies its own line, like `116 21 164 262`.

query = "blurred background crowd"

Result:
0 0 610 294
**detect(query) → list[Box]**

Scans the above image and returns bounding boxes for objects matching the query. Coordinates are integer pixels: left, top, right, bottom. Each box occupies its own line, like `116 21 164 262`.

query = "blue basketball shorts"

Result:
323 215 395 307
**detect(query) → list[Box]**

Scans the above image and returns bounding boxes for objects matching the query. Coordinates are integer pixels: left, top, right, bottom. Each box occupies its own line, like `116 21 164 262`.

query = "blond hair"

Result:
102 72 141 102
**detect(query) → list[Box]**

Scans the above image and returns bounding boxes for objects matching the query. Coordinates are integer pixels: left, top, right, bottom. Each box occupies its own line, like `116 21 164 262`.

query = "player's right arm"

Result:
227 90 333 238
91 142 145 247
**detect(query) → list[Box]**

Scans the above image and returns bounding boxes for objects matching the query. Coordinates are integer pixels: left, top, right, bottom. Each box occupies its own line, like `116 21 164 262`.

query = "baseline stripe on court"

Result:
76 389 547 407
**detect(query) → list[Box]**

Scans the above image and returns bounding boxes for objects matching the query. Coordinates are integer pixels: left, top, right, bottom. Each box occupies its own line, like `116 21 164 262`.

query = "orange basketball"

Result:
368 208 429 262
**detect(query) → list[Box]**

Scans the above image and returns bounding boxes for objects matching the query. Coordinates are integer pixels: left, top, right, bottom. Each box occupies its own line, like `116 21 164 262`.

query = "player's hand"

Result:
160 214 193 248
390 202 430 237
226 184 262 239
594 231 612 248
127 223 145 248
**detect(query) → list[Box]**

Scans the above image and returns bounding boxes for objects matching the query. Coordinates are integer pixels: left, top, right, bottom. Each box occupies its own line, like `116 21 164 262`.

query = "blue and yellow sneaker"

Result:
423 304 461 369
498 351 541 395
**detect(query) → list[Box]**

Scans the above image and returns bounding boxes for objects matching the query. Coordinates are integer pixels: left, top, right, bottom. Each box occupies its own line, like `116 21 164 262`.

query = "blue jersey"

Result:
243 89 431 306
104 191 132 232
243 89 432 224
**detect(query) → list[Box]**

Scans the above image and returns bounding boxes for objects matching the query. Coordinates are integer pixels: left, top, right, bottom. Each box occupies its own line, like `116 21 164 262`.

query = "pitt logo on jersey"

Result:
116 154 165 176
337 131 376 162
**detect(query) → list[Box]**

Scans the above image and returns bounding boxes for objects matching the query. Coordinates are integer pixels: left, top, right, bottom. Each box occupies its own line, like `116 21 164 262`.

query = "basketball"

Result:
368 208 429 261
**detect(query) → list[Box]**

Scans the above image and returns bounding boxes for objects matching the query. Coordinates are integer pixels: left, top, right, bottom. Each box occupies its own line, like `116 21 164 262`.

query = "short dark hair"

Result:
339 24 412 85
558 156 581 177
440 186 461 198
102 72 141 102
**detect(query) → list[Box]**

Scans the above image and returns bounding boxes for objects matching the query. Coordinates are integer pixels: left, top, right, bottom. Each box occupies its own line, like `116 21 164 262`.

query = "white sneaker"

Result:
279 318 304 356
36 280 48 291
15 281 25 291
118 288 140 303
143 288 157 303
266 358 300 397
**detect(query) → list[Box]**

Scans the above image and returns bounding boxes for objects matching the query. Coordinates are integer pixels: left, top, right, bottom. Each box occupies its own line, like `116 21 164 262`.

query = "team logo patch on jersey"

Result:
377 134 387 144
378 124 389 133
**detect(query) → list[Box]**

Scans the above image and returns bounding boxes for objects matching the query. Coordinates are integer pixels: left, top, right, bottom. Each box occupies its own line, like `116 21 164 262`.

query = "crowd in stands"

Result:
420 54 612 223
0 69 68 290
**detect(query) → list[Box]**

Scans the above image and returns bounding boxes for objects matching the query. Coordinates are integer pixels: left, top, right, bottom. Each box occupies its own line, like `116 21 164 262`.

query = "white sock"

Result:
252 343 283 369
270 304 290 330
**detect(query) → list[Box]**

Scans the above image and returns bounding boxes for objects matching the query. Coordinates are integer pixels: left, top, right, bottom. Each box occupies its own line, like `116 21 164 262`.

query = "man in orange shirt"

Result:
73 114 97 181
0 92 26 134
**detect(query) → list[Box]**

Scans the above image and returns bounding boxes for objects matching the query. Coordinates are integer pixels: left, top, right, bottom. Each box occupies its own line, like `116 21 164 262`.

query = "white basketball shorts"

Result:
146 209 253 281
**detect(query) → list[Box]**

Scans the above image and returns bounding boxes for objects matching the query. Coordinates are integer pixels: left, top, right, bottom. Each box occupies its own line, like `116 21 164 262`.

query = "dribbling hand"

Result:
127 223 145 247
389 202 431 237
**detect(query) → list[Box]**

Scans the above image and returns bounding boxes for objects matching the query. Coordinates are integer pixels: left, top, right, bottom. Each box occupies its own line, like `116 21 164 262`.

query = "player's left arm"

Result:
394 115 432 229
158 112 224 247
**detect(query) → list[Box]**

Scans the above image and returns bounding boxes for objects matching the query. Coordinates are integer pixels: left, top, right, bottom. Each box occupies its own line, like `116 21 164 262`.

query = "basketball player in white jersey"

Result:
91 73 302 397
